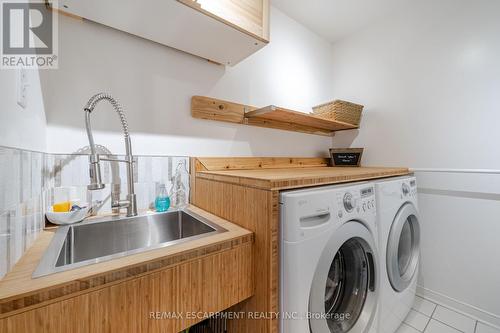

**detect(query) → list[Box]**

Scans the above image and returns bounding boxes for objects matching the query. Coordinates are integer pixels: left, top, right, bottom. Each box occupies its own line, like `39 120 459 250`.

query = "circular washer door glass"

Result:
324 238 370 332
398 218 414 275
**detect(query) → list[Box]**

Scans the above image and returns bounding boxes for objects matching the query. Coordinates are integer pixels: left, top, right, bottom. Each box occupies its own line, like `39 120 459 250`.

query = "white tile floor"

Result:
396 296 500 333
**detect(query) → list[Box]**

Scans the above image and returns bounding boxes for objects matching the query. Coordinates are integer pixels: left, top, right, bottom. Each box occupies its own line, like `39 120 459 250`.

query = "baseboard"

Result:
417 285 500 329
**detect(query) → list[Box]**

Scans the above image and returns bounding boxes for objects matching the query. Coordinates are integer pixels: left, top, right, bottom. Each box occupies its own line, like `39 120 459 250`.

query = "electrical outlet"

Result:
17 68 28 109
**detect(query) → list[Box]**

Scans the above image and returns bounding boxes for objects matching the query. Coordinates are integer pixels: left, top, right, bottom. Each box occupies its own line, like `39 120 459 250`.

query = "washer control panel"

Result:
337 185 376 219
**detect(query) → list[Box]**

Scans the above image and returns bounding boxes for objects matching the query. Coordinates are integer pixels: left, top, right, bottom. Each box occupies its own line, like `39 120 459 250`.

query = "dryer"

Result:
280 182 379 333
376 176 420 333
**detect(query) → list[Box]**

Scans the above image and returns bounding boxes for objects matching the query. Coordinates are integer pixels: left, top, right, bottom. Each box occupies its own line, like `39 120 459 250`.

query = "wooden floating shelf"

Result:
245 106 357 132
191 96 359 136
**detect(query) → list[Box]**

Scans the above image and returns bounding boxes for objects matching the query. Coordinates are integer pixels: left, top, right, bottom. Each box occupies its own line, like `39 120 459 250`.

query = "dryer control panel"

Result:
402 178 418 198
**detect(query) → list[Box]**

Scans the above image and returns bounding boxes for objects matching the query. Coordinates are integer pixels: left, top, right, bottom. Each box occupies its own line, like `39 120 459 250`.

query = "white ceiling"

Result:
272 0 409 43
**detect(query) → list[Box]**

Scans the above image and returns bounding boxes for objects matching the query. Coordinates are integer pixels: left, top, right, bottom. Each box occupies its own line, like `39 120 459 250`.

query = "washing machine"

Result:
280 182 379 333
376 176 420 333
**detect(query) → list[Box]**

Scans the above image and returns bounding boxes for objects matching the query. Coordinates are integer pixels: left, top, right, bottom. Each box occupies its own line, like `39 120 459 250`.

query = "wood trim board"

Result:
196 157 330 171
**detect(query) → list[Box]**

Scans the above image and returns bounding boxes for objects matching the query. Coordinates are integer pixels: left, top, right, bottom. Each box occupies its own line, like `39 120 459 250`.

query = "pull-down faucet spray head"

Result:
85 109 106 190
83 93 137 217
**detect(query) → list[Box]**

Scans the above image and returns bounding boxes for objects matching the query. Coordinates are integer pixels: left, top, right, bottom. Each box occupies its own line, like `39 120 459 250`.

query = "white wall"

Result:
0 69 47 151
329 0 500 325
415 170 500 326
330 0 500 168
41 7 335 157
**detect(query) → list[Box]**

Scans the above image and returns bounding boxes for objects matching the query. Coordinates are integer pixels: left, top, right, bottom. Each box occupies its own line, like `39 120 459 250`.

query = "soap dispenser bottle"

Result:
155 183 170 212
170 160 189 209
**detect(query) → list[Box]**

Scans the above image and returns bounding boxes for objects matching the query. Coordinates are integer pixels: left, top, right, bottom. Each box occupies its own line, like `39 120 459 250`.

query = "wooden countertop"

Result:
0 205 253 317
196 166 411 190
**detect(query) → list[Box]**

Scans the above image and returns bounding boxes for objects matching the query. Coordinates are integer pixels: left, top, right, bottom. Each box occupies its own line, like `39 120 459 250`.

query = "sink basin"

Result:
33 209 226 278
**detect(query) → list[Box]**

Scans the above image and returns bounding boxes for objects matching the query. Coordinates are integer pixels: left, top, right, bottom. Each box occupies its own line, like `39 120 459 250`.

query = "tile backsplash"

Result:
0 148 45 280
0 145 188 280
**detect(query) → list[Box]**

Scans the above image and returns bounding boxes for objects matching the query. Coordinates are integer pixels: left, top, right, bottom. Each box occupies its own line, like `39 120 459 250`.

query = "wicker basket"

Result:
312 100 364 126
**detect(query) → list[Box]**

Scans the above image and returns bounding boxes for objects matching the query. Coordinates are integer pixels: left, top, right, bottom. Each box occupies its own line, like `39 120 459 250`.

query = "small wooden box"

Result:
329 148 364 167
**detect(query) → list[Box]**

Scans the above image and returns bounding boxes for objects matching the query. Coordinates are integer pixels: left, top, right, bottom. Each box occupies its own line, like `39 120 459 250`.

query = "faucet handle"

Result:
89 200 103 216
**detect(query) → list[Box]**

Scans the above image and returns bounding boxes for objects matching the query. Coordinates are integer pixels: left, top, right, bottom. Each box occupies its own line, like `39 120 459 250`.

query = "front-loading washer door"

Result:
386 203 420 292
309 221 378 333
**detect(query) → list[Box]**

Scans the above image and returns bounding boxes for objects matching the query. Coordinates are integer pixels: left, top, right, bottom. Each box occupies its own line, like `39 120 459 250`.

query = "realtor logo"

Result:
1 0 58 68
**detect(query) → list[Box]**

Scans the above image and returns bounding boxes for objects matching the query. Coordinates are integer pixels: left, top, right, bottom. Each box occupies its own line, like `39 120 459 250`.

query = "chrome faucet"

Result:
83 93 137 217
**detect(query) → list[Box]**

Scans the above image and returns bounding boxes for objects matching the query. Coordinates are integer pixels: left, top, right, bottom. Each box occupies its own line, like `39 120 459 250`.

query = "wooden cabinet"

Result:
57 0 270 65
191 162 281 333
179 0 270 41
0 242 253 333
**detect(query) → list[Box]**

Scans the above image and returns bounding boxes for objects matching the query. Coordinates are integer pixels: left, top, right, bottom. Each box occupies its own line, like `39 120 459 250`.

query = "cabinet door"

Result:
179 0 269 41
58 0 268 65
0 295 89 333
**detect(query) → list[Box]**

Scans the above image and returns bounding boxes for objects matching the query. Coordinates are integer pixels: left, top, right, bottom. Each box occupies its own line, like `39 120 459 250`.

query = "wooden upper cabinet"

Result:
179 0 270 42
58 0 270 65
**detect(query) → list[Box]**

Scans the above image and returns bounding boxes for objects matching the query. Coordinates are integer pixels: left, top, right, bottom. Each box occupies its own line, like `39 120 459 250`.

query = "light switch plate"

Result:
17 68 28 109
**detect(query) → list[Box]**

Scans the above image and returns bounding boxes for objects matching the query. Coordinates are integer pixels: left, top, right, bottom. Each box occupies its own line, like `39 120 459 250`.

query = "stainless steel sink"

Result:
33 209 226 278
